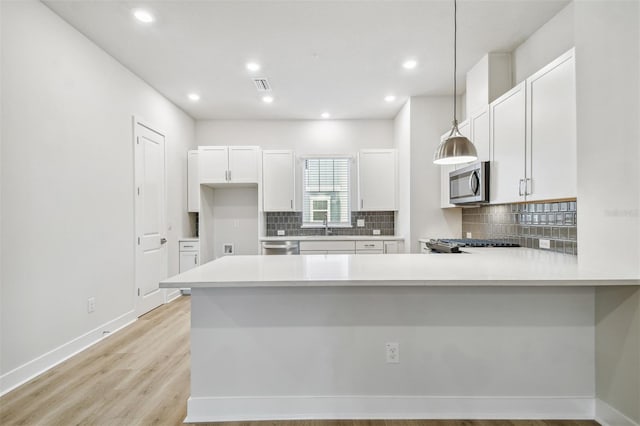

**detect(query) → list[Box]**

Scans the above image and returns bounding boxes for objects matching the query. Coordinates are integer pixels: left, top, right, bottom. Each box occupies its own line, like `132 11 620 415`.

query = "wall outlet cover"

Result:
223 243 234 255
385 342 399 363
466 232 473 238
373 229 381 235
539 239 551 249
357 219 365 227
277 230 285 236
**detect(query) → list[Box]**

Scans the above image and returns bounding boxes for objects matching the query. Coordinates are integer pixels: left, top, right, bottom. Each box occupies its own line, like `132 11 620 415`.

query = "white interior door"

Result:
134 118 167 317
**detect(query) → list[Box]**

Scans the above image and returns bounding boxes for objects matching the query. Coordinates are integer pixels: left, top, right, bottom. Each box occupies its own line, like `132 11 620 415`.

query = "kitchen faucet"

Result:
323 217 331 236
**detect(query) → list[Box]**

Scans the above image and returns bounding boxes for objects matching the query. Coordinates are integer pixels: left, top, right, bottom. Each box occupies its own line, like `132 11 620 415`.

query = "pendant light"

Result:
433 0 477 165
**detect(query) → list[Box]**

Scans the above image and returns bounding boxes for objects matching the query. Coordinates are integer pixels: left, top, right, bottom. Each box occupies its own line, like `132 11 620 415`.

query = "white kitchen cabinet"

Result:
262 150 295 211
357 149 397 211
355 240 383 254
187 150 199 213
490 81 527 204
383 241 399 254
300 240 356 255
198 145 259 185
525 48 576 201
179 240 200 273
490 48 576 204
469 106 490 162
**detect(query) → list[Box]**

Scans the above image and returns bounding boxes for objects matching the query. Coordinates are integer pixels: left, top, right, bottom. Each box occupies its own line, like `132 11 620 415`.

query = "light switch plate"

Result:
373 229 381 235
357 219 365 227
277 230 285 236
466 232 472 238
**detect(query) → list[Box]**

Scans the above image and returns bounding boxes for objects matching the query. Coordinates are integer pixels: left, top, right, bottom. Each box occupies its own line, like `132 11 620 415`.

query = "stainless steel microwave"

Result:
449 161 490 205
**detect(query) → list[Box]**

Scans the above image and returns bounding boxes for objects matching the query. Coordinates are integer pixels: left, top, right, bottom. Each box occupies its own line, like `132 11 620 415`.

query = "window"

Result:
303 158 351 226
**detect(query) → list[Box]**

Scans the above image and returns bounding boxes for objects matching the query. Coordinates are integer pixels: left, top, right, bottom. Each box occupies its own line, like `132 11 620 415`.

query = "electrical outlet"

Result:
385 342 399 363
87 297 96 313
539 238 551 249
357 219 365 227
277 230 285 236
373 229 381 235
466 232 472 238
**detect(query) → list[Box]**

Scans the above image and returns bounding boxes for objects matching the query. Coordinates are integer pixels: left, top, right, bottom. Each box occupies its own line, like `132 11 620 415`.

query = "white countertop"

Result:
179 237 199 242
259 235 404 241
160 248 639 288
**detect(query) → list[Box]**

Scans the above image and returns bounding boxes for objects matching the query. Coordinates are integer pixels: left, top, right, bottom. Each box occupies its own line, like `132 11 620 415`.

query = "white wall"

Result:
512 2 575 84
393 102 411 251
408 97 462 251
196 120 393 155
0 1 195 391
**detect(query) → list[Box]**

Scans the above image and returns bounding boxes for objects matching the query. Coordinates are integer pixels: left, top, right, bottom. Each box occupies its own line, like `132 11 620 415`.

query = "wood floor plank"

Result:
0 296 601 426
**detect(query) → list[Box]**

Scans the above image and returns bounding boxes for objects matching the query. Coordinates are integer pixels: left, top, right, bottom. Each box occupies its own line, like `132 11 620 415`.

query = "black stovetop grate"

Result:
440 238 520 248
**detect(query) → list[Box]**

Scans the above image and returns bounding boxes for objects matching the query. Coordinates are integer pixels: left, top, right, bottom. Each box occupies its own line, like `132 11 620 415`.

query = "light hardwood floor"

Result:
0 296 600 426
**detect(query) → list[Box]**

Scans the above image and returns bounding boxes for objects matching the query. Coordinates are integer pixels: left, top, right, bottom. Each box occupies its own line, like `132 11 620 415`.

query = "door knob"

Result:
160 237 167 244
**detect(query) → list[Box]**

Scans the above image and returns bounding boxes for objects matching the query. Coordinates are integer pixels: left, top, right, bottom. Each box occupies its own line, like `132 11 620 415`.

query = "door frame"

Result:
133 115 168 317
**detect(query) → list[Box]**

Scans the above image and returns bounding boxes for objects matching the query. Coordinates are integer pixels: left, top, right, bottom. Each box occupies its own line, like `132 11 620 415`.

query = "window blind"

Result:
303 158 350 225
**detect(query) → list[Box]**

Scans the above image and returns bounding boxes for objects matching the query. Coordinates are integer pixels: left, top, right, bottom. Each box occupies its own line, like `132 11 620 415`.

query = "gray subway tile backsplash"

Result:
265 211 395 236
462 200 577 255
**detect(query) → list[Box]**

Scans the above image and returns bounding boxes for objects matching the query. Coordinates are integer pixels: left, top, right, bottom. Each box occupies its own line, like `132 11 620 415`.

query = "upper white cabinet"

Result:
490 48 576 204
199 146 259 185
525 48 576 201
187 150 200 213
262 150 295 212
490 81 527 204
357 149 397 211
469 106 490 162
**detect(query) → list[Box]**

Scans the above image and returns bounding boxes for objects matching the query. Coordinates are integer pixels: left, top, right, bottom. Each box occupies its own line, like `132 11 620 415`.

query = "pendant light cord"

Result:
453 0 457 126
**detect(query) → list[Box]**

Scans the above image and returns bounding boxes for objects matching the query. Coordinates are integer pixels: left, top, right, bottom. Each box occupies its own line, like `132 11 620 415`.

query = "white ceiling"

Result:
44 0 570 120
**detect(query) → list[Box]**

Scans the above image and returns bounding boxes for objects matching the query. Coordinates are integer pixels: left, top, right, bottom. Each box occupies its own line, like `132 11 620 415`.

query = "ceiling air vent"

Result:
252 78 271 92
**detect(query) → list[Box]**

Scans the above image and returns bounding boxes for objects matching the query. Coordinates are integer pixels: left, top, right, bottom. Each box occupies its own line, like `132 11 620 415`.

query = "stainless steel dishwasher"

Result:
262 241 300 255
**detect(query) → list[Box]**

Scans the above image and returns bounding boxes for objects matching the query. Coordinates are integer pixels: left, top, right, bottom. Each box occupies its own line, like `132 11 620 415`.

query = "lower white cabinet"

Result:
298 239 401 255
179 240 200 273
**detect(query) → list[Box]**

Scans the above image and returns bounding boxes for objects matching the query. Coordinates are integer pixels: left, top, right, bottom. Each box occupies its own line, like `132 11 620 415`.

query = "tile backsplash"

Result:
461 200 577 255
266 211 395 236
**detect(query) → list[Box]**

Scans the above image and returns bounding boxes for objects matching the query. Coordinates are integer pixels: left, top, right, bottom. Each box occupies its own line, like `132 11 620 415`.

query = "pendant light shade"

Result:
433 120 478 165
433 0 478 165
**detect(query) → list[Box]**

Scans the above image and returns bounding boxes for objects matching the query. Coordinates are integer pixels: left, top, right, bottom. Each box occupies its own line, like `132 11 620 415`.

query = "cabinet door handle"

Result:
518 179 524 196
361 199 364 209
525 178 532 196
290 199 293 209
228 170 231 181
194 255 198 265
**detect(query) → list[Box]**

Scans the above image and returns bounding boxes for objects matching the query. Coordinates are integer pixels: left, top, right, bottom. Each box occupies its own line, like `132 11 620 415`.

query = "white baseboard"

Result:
0 310 136 396
184 395 595 423
165 289 182 302
596 399 640 426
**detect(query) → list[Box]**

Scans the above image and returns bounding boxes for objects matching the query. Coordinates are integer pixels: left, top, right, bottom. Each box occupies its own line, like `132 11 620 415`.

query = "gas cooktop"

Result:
440 238 520 248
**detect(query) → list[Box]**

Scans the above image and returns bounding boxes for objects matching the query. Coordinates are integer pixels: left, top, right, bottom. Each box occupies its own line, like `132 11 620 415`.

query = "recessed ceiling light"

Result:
246 62 261 72
384 95 396 102
402 59 418 69
188 93 200 101
262 95 274 103
133 9 154 23
321 112 330 119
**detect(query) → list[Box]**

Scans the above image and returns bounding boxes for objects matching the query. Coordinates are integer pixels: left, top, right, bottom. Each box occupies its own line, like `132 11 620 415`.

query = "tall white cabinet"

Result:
357 149 397 211
262 150 295 212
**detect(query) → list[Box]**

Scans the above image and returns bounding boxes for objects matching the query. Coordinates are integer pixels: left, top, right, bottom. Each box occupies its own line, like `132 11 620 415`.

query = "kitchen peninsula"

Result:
161 250 639 423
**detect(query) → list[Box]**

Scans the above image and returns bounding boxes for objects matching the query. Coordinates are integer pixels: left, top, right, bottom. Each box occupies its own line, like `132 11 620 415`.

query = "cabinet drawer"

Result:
299 241 355 251
179 241 200 251
356 241 383 251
